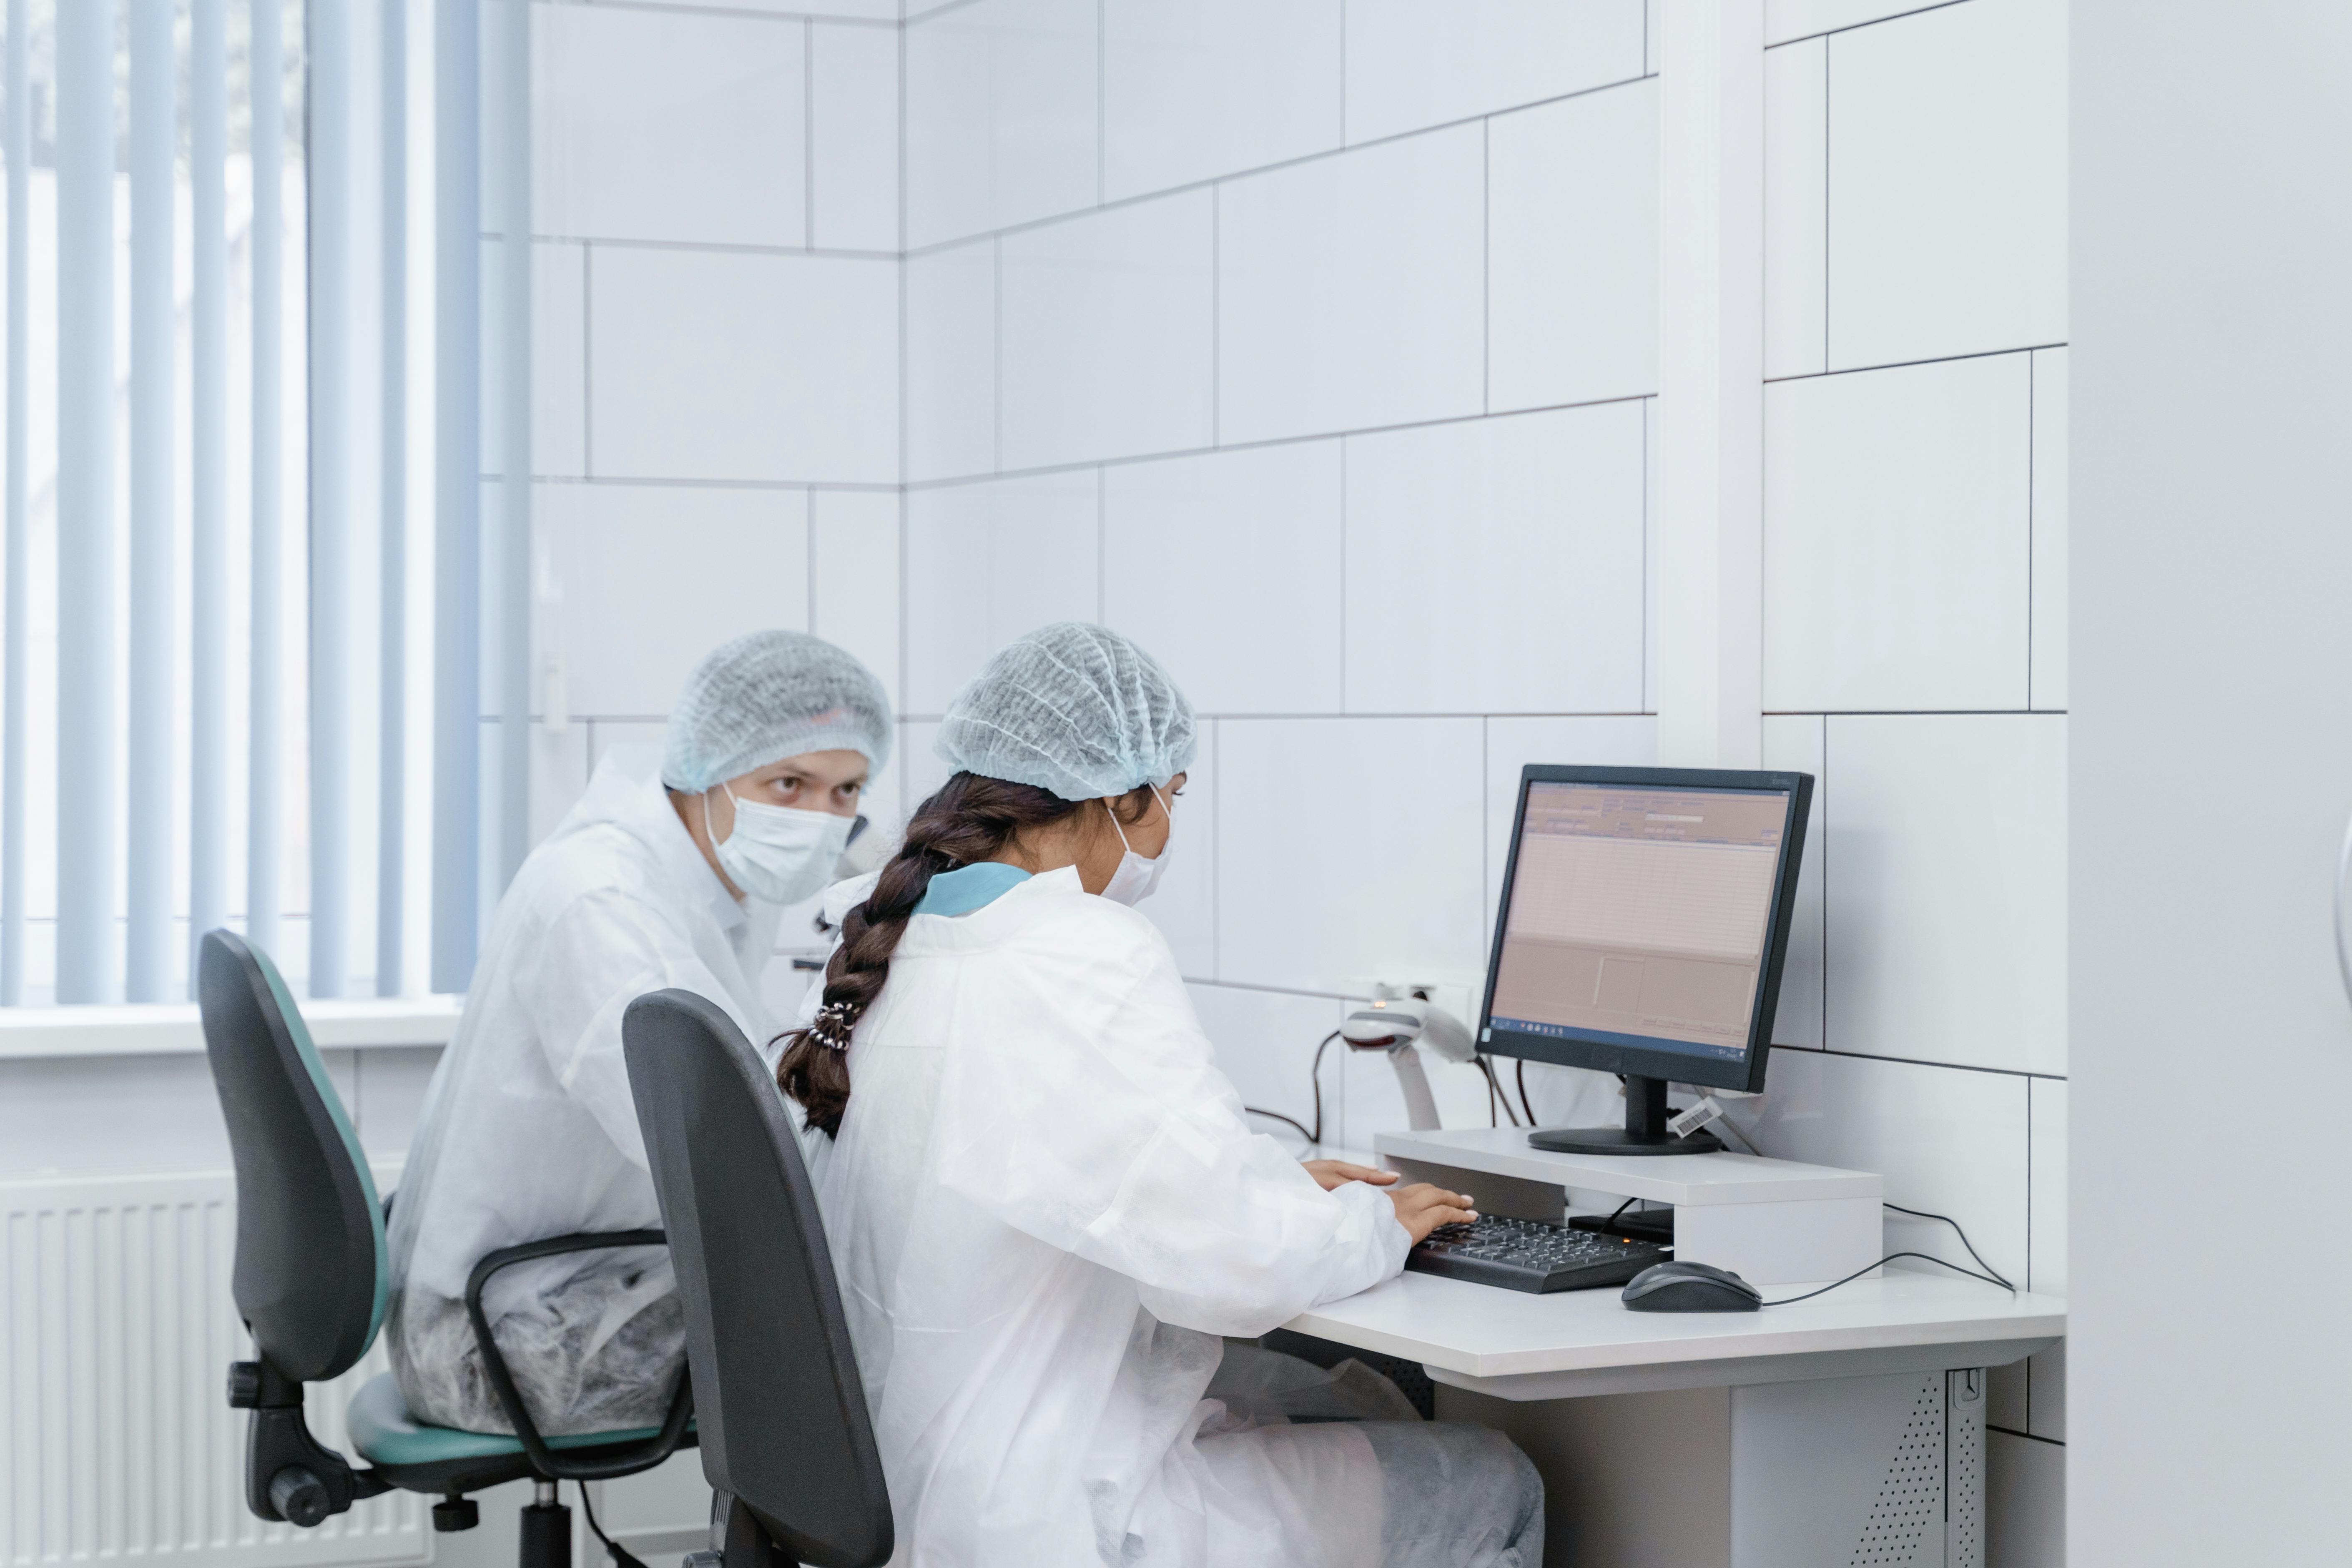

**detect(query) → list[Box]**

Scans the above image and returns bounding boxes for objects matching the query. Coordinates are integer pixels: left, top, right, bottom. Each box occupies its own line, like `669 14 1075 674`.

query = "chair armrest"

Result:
463 1230 694 1481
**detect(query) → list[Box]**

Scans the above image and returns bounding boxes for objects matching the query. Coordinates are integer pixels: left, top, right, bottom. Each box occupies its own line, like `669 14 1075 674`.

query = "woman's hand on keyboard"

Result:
1386 1184 1481 1245
1300 1159 1399 1192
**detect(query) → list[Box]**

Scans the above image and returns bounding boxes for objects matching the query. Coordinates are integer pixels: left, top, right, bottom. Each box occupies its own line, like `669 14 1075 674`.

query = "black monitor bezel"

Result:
1476 764 1814 1096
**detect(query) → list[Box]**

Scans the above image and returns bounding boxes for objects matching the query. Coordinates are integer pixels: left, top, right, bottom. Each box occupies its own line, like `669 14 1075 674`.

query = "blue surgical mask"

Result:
1100 786 1174 907
707 784 853 906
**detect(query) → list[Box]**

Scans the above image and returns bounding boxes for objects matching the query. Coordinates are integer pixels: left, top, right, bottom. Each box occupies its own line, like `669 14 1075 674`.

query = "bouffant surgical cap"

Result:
935 622 1196 800
660 630 893 793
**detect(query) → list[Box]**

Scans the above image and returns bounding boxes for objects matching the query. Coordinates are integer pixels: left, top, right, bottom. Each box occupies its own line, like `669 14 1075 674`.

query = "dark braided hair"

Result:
776 770 1157 1136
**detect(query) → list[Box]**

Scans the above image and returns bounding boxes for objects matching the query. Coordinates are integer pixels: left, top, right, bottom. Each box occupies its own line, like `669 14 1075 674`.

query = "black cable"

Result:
1606 1195 1638 1226
1760 1250 2017 1308
1476 1056 1519 1126
1882 1202 2016 1291
1245 1030 1340 1147
1244 1107 1317 1143
578 1484 650 1568
1515 1058 1535 1126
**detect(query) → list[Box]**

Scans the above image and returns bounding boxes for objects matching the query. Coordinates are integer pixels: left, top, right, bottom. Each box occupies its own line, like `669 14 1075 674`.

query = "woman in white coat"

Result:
776 622 1544 1568
387 630 891 1436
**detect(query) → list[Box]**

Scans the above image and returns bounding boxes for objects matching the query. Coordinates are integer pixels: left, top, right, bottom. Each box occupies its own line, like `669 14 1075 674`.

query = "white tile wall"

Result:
628 0 899 18
902 472 1100 712
350 1046 442 1164
905 239 999 482
588 719 669 777
1188 983 1348 1148
589 247 899 485
1102 442 1345 714
1102 0 1343 201
905 0 1098 247
1486 80 1658 412
1000 192 1215 470
1986 1431 2065 1568
2031 347 2068 710
1216 718 1486 994
535 4 806 248
1733 1046 2030 1283
1763 38 1827 380
1142 725 1216 976
1827 0 2068 369
1217 127 1486 445
891 718 951 830
480 241 588 479
1344 402 1646 714
811 490 904 710
1342 0 1647 145
1763 0 1957 47
1764 353 2031 711
2028 1076 2066 1442
0 1056 234 1176
1825 714 2067 1076
1762 714 1826 1049
543 483 811 717
811 22 903 252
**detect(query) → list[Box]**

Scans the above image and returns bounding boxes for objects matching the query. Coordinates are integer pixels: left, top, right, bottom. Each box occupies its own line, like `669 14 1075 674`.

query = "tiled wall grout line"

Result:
909 390 1658 491
1770 340 2070 385
900 72 1655 262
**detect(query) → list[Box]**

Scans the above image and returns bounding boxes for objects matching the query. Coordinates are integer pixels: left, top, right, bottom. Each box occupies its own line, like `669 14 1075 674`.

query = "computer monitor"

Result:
1477 765 1813 1156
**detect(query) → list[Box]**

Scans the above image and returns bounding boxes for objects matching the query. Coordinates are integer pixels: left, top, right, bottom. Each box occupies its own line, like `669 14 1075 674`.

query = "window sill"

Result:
0 996 463 1060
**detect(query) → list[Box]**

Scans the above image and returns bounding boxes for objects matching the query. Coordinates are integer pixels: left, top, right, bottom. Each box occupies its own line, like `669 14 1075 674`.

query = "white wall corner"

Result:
1654 0 1764 770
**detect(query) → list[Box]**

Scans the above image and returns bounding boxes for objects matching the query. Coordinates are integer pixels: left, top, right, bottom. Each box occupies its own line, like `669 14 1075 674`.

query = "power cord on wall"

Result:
1245 1030 1341 1147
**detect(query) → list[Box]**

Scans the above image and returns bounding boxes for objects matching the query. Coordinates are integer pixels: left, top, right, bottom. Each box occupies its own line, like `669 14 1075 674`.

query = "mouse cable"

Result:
1880 1202 2016 1292
578 1482 651 1568
1760 1250 2017 1308
1246 1030 1341 1148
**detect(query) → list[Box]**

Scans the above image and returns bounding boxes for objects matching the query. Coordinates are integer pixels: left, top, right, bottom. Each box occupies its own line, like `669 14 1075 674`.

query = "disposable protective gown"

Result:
816 866 1541 1567
386 745 786 1435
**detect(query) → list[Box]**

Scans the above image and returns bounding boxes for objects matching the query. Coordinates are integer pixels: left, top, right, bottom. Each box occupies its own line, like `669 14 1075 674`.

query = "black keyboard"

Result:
1406 1215 1674 1294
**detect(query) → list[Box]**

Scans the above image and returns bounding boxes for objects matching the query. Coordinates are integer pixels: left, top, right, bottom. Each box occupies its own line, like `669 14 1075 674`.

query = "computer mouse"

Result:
1620 1260 1763 1312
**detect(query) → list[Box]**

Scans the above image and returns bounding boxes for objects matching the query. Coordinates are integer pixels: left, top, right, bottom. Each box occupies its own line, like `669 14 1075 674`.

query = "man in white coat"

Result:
385 630 891 1436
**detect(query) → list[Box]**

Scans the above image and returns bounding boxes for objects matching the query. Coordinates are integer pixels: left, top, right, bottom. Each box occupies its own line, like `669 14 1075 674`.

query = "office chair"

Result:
196 929 695 1568
621 988 893 1568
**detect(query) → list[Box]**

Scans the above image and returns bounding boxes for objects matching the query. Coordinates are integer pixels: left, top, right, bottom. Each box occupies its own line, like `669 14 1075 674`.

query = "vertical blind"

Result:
0 0 535 1007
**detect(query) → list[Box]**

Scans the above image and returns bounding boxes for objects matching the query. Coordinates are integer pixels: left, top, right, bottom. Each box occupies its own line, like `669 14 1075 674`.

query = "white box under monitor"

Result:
1374 1126 1883 1288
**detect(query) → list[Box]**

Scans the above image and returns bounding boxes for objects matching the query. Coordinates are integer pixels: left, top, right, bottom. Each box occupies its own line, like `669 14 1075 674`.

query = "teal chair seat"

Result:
347 1374 670 1469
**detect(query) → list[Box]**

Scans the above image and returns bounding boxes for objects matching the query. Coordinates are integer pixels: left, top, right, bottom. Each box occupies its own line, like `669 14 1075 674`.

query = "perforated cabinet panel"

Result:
1849 1378 1945 1565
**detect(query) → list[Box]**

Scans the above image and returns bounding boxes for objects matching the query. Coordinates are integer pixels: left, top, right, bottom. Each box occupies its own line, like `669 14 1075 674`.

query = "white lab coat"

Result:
385 745 785 1435
815 865 1421 1566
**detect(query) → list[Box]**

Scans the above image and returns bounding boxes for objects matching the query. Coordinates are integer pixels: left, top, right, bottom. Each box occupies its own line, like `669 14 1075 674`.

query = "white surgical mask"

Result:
706 784 854 906
1099 785 1174 907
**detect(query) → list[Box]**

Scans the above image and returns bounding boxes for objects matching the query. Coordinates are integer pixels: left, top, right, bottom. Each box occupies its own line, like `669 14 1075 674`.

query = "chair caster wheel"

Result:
433 1495 480 1533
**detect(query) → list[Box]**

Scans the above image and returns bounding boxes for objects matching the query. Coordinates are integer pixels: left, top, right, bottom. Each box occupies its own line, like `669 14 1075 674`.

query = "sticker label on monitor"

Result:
1490 782 1787 1061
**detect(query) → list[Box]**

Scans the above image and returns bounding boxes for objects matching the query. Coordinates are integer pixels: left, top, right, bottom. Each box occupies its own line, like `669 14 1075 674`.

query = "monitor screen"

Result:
1487 779 1794 1066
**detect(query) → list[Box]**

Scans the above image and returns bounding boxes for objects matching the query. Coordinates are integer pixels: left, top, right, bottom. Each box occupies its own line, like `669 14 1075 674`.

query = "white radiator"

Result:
1 1171 427 1568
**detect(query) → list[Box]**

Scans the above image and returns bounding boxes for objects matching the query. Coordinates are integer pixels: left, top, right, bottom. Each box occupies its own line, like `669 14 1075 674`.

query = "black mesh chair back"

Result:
199 928 389 1383
622 989 892 1568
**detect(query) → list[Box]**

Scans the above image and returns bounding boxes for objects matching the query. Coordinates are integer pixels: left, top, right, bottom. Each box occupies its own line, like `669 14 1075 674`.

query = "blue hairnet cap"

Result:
660 630 894 793
936 622 1197 800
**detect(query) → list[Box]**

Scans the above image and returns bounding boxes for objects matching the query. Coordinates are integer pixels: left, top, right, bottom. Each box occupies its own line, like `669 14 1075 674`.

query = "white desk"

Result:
1291 1268 2061 1402
1278 1137 2065 1567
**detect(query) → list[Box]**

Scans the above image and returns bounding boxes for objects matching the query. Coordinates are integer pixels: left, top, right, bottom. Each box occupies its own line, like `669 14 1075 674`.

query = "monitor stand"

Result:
1527 1075 1723 1157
